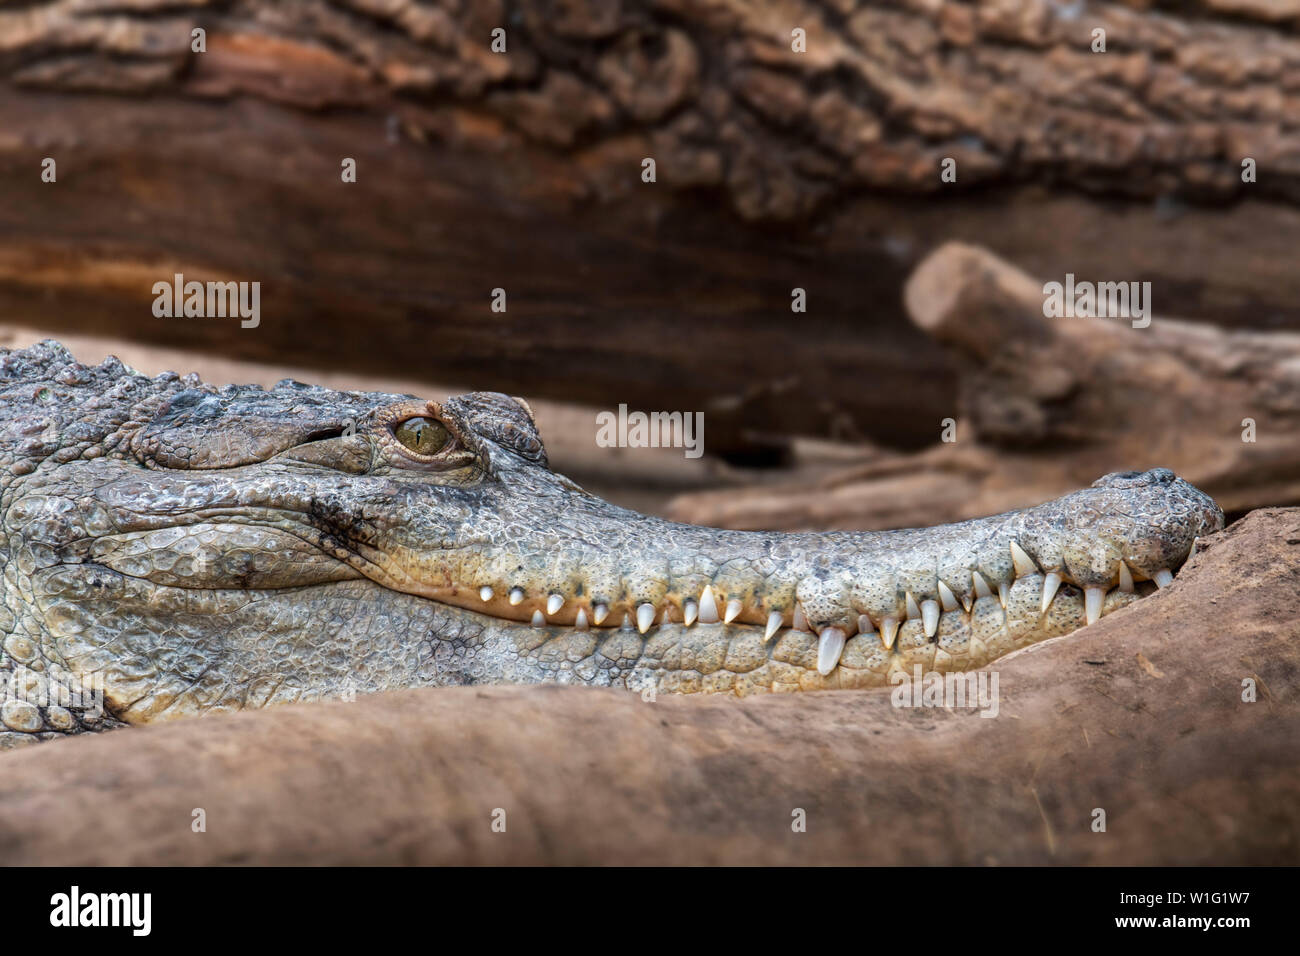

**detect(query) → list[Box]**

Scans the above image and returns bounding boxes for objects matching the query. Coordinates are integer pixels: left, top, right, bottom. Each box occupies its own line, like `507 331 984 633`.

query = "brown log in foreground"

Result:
0 508 1294 865
667 242 1300 531
2 2 1300 449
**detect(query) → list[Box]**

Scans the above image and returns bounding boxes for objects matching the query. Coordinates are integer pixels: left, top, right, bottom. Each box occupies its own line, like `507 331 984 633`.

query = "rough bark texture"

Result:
0 507 1293 866
668 241 1300 530
1 1 1299 450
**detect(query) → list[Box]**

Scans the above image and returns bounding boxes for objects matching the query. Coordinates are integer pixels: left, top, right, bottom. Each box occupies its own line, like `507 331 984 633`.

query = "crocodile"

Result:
0 340 1223 747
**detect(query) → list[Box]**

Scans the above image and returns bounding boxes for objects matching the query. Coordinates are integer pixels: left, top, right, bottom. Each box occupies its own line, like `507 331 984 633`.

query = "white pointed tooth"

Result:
636 603 656 634
972 571 993 600
479 585 494 602
661 608 672 625
1010 541 1037 577
998 581 1009 608
792 604 810 632
621 612 633 630
857 613 875 636
921 599 940 638
698 585 720 624
574 608 589 630
724 598 743 624
530 610 545 627
1153 568 1173 589
1118 561 1134 593
509 587 525 606
905 591 921 620
764 611 783 642
683 599 698 627
546 593 564 615
937 580 958 613
592 602 609 626
961 590 974 613
816 627 847 676
1085 587 1104 625
1041 571 1063 613
880 617 899 650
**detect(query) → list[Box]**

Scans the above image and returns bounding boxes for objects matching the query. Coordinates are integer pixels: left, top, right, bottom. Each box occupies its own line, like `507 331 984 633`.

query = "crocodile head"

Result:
0 341 1223 734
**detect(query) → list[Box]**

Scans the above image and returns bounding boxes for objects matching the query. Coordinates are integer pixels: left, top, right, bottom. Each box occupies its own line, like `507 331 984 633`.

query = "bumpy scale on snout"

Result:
0 341 1224 745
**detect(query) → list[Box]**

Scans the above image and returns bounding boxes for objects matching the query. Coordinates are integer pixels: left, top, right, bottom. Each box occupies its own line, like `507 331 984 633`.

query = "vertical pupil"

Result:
396 417 447 453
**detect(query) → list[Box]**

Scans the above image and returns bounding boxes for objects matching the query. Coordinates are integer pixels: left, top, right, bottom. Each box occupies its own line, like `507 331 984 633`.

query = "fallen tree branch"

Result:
669 242 1300 529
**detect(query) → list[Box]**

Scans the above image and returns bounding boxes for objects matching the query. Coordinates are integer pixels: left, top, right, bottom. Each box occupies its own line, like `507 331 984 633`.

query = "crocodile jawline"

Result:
0 341 1224 741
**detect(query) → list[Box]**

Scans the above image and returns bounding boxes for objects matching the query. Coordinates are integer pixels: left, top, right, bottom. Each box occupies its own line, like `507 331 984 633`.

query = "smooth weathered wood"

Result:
0 508 1293 865
1 1 1299 450
669 242 1300 529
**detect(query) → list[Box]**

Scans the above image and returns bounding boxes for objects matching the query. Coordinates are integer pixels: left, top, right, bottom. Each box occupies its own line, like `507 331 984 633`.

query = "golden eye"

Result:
393 417 451 456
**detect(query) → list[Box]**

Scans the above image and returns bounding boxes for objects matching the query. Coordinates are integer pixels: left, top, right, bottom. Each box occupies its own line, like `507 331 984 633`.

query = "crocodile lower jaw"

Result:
406 555 1174 682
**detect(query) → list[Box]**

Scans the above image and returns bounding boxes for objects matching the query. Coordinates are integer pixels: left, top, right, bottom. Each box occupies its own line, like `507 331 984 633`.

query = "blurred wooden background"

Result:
2 0 1298 526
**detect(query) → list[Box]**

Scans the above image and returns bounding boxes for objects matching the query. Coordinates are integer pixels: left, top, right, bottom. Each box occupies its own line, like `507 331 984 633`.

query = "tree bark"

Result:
1 1 1298 449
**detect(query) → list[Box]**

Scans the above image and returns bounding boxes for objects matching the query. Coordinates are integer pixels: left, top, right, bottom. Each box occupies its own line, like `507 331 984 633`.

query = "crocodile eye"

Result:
393 417 451 456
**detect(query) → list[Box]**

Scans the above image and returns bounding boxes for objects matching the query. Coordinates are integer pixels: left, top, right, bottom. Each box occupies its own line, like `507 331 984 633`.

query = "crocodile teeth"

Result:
636 603 656 634
546 594 564 615
972 571 993 600
858 613 875 635
1085 587 1104 625
509 587 525 606
937 580 959 613
1153 568 1173 588
574 608 589 630
621 613 633 630
998 581 1009 608
661 608 672 625
530 610 545 627
683 599 698 627
816 627 846 676
592 602 609 625
1041 571 1063 613
880 617 899 650
921 599 940 637
764 611 783 642
479 585 494 602
698 586 720 624
792 604 809 632
1118 561 1134 593
724 599 743 624
905 591 921 620
1010 540 1037 577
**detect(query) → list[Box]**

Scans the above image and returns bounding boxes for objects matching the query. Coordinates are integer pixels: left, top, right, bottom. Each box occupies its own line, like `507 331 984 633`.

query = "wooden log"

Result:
0 507 1293 865
668 241 1300 529
1 2 1300 450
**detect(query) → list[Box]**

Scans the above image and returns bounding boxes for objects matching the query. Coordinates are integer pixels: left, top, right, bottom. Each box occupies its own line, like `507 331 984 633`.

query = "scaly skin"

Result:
0 341 1223 746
